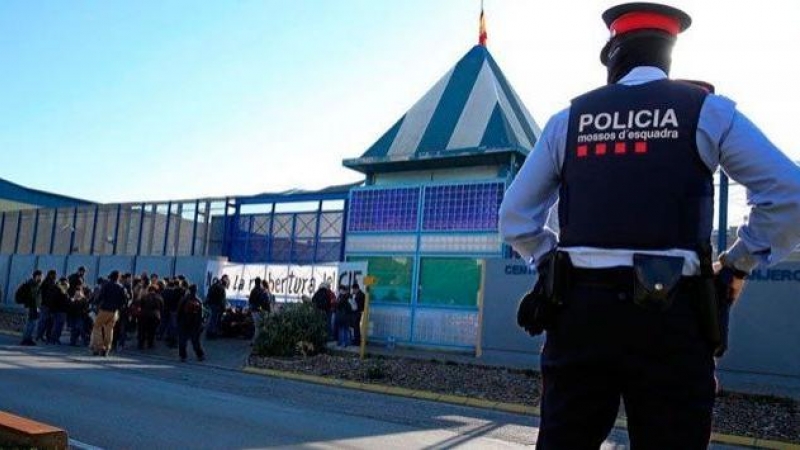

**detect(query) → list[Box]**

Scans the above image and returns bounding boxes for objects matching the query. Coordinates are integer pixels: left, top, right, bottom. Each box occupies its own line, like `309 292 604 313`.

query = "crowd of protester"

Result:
15 267 219 362
310 281 365 347
15 268 364 357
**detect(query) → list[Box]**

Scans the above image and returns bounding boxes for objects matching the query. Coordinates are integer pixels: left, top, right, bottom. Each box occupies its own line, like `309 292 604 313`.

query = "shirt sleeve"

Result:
498 108 568 263
699 95 800 271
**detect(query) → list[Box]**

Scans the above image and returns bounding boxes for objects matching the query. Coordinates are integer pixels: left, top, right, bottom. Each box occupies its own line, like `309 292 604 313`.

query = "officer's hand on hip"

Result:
713 261 747 304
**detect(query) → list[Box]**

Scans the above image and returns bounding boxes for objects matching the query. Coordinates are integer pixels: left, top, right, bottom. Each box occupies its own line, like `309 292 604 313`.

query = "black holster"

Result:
517 251 570 336
694 243 731 357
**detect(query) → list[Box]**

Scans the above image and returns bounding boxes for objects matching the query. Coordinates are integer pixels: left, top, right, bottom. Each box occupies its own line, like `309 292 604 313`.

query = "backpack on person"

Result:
183 296 203 316
14 281 31 305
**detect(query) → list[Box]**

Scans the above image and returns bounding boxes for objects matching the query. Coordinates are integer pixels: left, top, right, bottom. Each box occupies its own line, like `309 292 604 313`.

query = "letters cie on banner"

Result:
205 262 368 302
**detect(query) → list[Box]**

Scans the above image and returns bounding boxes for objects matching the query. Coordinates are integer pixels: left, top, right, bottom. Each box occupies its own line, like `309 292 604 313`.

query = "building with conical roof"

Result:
342 44 540 350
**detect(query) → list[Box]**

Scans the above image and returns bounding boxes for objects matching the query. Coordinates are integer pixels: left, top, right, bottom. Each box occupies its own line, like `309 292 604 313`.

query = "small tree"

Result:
253 303 328 357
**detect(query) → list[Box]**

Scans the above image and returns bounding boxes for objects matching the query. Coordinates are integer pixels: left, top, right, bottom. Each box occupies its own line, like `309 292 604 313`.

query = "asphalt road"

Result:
0 335 740 449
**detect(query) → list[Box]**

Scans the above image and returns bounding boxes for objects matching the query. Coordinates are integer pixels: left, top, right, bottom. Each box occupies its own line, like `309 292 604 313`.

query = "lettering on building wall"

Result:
748 269 800 282
504 264 535 275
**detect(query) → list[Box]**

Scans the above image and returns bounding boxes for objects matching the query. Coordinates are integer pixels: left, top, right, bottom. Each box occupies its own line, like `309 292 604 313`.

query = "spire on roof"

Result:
479 1 488 46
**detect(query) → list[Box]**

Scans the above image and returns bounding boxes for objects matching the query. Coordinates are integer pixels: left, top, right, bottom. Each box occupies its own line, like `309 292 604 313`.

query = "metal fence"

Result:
0 199 233 258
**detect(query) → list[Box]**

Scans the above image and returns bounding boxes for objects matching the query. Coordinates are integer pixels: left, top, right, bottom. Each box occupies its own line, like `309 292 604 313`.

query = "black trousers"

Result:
179 326 205 360
137 315 160 349
537 275 716 450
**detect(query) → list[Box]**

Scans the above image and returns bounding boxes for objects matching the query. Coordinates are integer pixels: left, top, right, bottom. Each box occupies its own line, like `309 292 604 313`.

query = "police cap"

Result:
600 3 691 65
603 2 691 37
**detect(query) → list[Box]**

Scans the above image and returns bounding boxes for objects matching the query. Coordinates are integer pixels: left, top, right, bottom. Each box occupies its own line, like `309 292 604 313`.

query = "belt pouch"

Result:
632 254 685 310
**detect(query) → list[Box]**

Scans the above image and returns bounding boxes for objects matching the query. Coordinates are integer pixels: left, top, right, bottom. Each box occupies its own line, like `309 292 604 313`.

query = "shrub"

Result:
253 303 328 357
364 359 386 380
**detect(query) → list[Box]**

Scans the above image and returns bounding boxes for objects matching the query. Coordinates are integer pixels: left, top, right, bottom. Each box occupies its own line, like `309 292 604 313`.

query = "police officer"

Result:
499 3 800 449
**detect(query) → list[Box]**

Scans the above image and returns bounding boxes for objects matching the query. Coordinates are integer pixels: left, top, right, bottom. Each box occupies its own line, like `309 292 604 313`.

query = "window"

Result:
418 258 481 307
347 256 413 304
349 188 420 232
423 182 504 231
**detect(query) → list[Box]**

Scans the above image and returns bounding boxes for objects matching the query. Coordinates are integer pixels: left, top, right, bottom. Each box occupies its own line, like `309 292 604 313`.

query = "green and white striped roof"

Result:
344 45 540 173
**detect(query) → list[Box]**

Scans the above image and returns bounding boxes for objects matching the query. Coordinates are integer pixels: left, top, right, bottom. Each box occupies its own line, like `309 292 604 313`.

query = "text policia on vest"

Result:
576 108 679 143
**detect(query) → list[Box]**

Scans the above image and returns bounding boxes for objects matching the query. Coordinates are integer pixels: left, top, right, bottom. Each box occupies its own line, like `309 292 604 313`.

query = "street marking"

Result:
69 438 105 450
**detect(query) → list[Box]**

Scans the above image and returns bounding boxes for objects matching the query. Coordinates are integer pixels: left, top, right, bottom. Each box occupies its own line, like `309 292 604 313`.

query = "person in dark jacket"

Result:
35 270 58 342
248 277 266 330
177 284 205 362
112 272 133 351
67 281 90 346
160 279 181 347
351 283 366 345
67 266 86 297
205 274 228 339
334 285 353 347
311 281 334 339
137 285 164 350
48 278 71 344
90 270 127 356
18 270 43 346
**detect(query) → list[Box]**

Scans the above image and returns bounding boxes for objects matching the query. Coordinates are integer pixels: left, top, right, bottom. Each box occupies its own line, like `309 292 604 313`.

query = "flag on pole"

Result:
479 6 488 46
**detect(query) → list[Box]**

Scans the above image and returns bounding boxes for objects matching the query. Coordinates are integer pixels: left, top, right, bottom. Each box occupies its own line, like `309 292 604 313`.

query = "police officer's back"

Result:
499 3 800 449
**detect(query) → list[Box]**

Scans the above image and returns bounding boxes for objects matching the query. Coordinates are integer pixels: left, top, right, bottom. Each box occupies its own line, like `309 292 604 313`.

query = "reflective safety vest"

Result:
558 79 713 251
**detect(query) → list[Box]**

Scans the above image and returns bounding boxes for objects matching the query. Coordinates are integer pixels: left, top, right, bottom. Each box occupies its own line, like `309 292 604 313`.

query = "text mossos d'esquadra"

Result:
577 108 679 143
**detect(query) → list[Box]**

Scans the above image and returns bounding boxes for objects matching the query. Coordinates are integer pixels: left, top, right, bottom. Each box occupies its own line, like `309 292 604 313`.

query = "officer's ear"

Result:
600 39 613 66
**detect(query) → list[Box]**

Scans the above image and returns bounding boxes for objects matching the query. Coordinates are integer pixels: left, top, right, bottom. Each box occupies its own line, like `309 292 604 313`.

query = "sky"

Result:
1 0 799 207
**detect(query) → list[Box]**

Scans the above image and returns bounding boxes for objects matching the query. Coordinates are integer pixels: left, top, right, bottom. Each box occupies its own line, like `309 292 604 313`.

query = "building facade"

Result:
341 44 540 349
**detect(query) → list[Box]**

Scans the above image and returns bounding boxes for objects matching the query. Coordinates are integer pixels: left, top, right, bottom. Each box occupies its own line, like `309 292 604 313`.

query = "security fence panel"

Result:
52 208 74 255
16 210 35 255
248 214 271 262
1 212 19 254
150 204 169 256
120 205 143 255
164 203 180 256
206 201 227 257
139 205 157 256
176 202 196 256
291 212 317 264
316 211 343 262
270 214 293 263
193 201 210 256
34 209 55 254
113 205 133 255
73 207 96 255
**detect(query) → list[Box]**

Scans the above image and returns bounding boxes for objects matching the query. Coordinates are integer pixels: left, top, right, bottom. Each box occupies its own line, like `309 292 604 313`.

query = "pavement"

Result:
1 330 796 448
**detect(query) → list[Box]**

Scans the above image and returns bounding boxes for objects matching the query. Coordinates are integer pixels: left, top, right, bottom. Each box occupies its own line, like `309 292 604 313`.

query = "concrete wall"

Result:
480 259 543 368
66 255 100 286
0 255 10 303
36 255 67 276
480 258 800 377
7 255 38 305
134 256 174 280
720 262 800 376
98 256 135 279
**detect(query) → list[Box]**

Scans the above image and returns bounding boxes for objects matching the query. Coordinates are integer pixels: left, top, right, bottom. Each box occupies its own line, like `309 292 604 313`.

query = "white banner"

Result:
205 261 368 306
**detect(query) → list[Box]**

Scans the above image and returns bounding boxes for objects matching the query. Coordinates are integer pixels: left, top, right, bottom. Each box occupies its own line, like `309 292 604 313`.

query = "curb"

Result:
242 366 800 450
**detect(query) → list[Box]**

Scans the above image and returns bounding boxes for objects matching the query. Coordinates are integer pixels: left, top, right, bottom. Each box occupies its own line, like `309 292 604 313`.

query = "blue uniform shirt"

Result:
499 66 800 274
